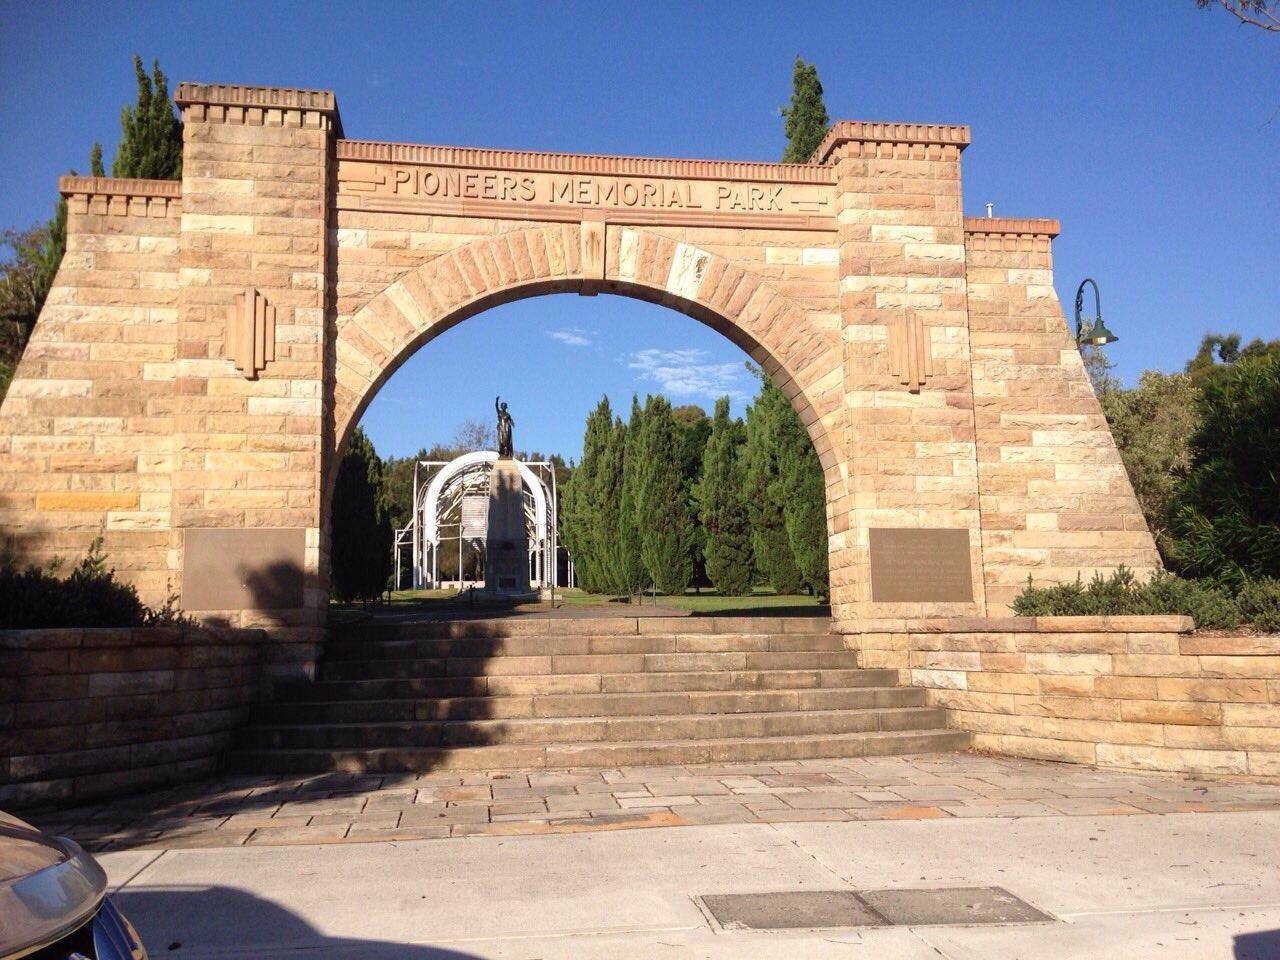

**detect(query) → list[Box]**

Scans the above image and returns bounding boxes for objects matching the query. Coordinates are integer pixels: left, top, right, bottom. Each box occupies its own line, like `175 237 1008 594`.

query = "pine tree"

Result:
698 397 754 596
331 427 393 603
112 55 183 180
617 396 650 596
632 395 694 595
780 57 829 164
743 373 805 594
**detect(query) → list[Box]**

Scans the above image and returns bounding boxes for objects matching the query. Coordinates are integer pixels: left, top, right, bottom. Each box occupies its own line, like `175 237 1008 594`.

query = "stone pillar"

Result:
819 122 986 624
484 459 532 595
171 84 339 658
964 218 1161 610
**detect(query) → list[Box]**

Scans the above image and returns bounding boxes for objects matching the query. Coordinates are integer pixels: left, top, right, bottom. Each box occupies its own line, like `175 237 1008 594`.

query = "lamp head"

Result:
1082 318 1118 346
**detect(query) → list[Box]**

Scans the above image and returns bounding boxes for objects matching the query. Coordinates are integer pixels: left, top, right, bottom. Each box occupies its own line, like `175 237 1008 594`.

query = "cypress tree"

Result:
632 395 694 596
780 57 830 164
112 55 183 180
672 404 711 587
743 373 805 594
331 427 392 603
89 143 104 178
562 397 614 593
775 407 830 598
594 414 630 594
617 396 650 596
698 397 754 596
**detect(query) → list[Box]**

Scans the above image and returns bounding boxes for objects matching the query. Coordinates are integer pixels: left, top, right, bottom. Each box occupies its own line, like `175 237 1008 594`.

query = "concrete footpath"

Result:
101 809 1280 959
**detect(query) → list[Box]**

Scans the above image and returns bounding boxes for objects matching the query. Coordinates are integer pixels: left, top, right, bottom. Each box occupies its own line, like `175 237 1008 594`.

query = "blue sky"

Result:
2 1 1276 460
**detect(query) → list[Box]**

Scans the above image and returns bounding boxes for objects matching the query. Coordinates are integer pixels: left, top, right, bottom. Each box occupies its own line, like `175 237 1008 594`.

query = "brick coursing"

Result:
0 625 301 808
844 617 1280 779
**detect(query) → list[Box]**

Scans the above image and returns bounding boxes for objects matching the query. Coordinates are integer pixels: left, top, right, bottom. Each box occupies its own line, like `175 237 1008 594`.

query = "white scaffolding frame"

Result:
393 451 559 591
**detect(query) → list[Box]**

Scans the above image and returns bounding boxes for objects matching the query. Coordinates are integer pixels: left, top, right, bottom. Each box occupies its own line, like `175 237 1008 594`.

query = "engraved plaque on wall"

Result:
182 527 306 611
869 528 974 603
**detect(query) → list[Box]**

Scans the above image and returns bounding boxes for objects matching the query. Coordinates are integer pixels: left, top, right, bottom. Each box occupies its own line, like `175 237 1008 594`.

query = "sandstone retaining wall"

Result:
0 625 292 808
845 616 1280 779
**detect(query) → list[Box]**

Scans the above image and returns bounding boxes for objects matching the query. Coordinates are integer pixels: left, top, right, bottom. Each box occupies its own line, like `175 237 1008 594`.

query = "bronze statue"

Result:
495 396 514 458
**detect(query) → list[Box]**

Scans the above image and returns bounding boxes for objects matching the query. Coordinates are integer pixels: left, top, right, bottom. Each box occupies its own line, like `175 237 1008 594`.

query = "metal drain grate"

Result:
701 891 884 930
860 886 1052 926
700 886 1051 931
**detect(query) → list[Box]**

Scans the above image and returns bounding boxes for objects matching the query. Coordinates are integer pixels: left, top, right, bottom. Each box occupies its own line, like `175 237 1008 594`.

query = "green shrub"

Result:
1142 572 1240 629
1012 567 1241 629
1238 578 1280 633
0 538 193 629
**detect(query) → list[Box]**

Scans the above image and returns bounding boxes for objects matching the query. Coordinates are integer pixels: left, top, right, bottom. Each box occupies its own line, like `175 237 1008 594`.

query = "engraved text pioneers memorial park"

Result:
3 80 1277 809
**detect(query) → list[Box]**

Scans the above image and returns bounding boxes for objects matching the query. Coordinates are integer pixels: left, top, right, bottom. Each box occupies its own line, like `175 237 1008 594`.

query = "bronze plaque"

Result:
182 527 306 611
869 528 973 603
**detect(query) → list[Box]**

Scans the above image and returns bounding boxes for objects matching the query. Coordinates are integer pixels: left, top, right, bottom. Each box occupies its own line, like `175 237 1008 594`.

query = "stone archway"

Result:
0 82 1163 670
331 226 843 471
323 225 850 619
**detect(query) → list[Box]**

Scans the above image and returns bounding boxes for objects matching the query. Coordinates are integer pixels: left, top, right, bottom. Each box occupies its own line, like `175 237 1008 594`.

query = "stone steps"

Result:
255 685 928 724
275 667 903 701
321 631 845 660
230 728 972 775
319 649 862 681
240 706 948 750
227 618 968 775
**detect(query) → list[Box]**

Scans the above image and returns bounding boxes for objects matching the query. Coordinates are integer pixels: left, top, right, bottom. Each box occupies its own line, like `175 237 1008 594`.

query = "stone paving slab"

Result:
24 752 1280 852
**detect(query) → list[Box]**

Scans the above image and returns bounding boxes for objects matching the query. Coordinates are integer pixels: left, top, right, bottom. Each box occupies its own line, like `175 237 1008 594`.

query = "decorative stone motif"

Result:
580 219 606 294
227 287 276 380
888 310 934 393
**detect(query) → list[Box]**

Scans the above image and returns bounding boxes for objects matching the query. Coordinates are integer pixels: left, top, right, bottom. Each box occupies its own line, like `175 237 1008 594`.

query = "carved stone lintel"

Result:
228 288 276 380
888 310 933 394
580 219 606 296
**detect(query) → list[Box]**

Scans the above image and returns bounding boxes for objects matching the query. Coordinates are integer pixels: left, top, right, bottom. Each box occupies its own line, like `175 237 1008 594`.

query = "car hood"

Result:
0 811 107 958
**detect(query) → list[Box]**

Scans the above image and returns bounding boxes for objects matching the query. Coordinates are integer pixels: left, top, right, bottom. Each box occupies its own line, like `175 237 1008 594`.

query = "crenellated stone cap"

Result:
174 82 342 136
58 175 181 217
963 216 1060 237
812 120 971 164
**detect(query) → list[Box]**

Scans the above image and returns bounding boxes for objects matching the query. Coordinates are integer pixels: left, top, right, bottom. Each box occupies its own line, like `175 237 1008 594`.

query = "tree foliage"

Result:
330 427 393 603
1100 371 1200 548
111 55 183 180
1195 0 1280 31
697 397 753 596
743 374 805 594
776 407 830 599
616 396 650 596
1184 332 1280 392
631 394 695 595
671 403 711 586
780 57 830 163
1168 352 1280 585
562 397 618 594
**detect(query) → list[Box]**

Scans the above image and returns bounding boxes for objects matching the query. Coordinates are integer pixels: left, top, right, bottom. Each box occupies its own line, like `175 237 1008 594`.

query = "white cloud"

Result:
627 348 749 402
546 327 592 347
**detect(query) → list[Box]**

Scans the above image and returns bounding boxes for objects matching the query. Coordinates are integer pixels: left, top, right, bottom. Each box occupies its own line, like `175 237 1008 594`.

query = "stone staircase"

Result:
228 616 968 774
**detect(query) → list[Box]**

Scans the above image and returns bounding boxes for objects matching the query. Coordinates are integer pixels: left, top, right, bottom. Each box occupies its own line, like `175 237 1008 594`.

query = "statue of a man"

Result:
495 396 514 459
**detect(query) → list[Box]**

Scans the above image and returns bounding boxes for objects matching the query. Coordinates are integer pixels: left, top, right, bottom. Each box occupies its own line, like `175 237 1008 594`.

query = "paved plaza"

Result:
31 752 1280 852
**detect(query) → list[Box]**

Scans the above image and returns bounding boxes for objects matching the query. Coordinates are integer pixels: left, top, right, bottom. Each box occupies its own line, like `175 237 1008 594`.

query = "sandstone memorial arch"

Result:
0 81 1161 650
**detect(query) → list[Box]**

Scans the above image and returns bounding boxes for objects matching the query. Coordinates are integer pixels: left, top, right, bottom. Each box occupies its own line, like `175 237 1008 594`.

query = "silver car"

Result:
0 810 147 959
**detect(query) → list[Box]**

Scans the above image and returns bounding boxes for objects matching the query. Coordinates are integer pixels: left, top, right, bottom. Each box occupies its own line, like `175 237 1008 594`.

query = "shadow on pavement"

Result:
1235 928 1280 959
116 885 486 959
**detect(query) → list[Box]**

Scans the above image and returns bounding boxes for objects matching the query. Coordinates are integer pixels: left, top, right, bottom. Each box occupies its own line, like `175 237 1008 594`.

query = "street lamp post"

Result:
1073 277 1118 347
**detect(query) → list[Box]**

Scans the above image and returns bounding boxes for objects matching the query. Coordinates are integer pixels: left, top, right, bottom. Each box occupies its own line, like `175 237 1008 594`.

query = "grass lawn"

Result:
347 585 828 618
